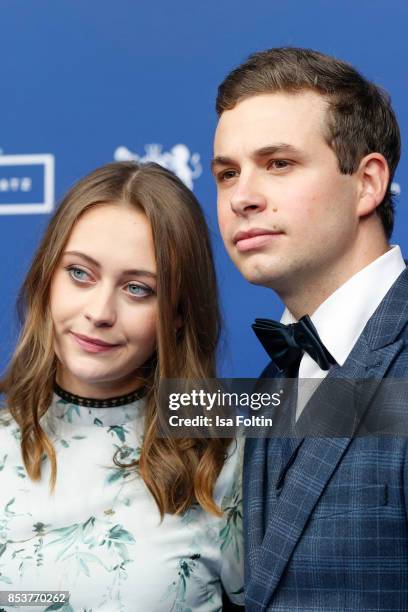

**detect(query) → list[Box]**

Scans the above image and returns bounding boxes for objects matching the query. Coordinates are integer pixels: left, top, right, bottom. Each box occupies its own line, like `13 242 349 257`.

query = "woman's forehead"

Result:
65 204 156 274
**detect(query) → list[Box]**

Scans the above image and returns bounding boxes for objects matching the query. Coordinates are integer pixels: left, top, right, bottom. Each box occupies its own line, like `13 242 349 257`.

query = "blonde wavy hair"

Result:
0 161 230 517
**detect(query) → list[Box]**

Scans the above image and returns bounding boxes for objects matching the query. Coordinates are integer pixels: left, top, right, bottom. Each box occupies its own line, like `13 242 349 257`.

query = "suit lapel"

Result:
244 362 283 573
246 436 352 611
246 267 408 610
243 437 268 572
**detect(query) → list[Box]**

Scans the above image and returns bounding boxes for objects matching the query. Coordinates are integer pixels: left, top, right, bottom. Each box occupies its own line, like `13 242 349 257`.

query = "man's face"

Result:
213 91 360 295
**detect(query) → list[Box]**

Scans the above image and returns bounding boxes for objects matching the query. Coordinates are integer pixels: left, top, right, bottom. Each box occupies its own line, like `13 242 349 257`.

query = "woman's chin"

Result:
58 368 118 394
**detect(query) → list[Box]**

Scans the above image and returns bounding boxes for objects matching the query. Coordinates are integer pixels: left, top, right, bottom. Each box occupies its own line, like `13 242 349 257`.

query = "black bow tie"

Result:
252 315 336 372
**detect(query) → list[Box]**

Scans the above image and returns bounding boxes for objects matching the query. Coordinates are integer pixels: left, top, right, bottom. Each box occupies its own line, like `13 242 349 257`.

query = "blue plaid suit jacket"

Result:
244 266 408 611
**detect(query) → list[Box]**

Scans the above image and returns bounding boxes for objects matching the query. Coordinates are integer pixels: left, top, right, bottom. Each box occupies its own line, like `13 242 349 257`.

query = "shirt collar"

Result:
281 246 406 366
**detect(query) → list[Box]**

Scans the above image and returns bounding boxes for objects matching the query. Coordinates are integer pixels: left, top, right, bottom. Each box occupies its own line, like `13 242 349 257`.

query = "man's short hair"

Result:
216 47 400 239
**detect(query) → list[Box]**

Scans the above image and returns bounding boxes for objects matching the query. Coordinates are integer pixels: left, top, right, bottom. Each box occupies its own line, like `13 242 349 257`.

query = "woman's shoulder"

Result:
215 438 245 605
213 437 244 507
0 409 21 449
0 407 13 423
0 407 15 430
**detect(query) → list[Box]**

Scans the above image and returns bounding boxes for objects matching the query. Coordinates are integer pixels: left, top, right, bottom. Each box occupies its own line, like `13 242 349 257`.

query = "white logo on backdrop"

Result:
114 144 202 190
0 152 55 215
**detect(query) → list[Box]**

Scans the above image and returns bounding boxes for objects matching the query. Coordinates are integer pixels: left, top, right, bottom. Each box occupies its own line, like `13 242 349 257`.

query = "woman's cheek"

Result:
140 309 158 343
49 273 65 326
124 304 157 341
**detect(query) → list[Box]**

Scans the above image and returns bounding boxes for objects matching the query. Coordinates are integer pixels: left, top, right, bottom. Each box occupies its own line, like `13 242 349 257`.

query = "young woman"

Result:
0 162 243 611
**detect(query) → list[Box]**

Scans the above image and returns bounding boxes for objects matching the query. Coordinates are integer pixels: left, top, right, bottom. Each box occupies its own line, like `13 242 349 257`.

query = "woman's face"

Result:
50 203 157 398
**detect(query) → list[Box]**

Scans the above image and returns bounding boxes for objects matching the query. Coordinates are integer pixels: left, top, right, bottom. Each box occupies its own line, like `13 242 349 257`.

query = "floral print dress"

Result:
0 390 244 611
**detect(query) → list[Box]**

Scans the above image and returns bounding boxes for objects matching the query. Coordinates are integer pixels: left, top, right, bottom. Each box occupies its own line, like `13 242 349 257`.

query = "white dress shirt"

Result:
280 245 406 419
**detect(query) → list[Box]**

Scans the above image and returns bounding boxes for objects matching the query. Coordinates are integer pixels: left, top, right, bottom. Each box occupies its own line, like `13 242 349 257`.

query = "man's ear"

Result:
356 153 390 218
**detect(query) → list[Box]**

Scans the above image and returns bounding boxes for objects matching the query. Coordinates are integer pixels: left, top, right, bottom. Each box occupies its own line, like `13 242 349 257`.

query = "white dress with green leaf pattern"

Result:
0 392 244 612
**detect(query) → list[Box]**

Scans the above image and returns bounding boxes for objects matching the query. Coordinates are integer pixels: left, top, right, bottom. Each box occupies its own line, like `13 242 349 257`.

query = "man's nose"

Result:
229 174 267 216
84 287 117 327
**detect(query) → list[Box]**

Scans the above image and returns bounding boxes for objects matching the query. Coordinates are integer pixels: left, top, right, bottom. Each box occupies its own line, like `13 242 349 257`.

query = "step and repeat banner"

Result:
1 0 407 377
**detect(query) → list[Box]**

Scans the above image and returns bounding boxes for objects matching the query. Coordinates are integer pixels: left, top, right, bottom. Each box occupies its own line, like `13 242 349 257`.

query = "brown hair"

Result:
216 47 401 239
0 161 230 517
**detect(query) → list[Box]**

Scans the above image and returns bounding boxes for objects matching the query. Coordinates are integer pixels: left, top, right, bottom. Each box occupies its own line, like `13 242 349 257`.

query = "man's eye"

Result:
126 283 153 298
268 159 290 170
219 169 238 182
66 266 90 282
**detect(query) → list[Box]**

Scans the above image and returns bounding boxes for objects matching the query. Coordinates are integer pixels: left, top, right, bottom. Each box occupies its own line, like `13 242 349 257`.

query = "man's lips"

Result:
233 228 283 252
70 332 122 353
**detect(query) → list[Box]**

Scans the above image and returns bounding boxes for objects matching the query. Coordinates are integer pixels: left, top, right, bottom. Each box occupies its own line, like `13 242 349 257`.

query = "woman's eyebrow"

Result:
63 250 157 278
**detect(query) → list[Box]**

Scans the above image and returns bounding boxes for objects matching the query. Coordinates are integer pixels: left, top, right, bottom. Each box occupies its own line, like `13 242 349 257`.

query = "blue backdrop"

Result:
1 0 407 378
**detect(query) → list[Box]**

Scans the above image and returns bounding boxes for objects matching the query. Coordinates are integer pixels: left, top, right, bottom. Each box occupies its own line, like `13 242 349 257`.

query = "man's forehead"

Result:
214 90 329 155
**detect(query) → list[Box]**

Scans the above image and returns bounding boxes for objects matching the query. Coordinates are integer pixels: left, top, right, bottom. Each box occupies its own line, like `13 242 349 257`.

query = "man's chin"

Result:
232 252 281 284
239 265 283 289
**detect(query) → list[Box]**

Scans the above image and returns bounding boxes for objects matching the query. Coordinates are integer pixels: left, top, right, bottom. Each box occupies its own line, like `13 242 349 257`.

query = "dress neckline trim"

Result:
54 382 146 408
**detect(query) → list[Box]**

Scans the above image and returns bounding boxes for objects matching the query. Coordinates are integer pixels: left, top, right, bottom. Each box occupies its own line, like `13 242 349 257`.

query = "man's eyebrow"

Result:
253 143 301 158
63 250 157 279
210 155 236 173
211 143 301 173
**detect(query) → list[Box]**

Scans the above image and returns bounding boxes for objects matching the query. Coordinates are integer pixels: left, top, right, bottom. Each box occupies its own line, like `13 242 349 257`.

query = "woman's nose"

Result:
84 288 117 327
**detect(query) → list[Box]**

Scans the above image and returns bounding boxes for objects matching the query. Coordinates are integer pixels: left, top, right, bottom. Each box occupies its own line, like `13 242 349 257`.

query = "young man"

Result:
213 48 408 611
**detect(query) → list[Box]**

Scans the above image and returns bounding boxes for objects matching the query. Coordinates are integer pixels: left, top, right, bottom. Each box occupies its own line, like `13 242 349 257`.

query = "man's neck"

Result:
281 243 391 320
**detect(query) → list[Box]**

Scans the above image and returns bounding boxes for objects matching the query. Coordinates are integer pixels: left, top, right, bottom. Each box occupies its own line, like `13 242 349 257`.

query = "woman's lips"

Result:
235 233 282 252
71 332 121 354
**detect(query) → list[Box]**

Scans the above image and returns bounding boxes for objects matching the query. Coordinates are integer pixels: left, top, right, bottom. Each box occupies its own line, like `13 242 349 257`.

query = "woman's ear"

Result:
356 153 390 218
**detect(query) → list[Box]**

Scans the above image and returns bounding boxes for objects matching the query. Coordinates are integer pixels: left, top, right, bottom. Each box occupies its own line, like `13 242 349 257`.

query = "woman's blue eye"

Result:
127 283 152 297
68 267 89 282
